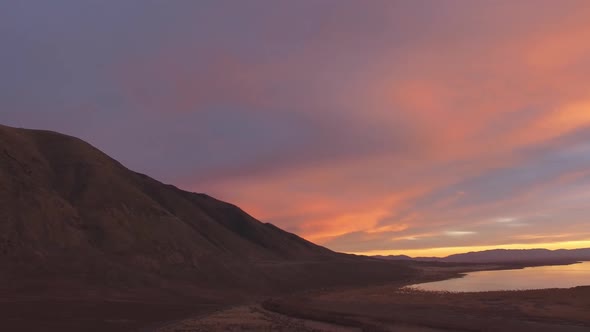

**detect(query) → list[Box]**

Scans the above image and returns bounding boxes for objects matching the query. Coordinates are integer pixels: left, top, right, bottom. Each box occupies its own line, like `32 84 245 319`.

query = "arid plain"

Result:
152 262 590 332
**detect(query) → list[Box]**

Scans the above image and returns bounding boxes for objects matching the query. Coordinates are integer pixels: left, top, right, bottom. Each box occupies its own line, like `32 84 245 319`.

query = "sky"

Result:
2 1 590 257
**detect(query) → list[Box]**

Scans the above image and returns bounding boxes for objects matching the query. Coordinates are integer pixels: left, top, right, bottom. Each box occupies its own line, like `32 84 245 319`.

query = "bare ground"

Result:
155 264 590 332
153 304 444 332
260 286 590 332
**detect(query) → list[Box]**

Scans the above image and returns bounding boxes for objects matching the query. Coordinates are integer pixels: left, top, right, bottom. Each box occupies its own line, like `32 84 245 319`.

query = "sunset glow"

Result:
3 1 590 256
352 240 590 258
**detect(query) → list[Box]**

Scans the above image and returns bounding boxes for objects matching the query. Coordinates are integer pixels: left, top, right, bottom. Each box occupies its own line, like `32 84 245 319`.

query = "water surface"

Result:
411 261 590 292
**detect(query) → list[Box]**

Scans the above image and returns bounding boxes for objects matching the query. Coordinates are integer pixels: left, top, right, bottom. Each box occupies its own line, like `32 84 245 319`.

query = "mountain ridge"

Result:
0 123 329 261
375 248 590 263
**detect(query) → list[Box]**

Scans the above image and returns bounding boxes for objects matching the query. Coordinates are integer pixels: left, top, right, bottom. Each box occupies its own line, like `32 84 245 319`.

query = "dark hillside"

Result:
0 124 415 331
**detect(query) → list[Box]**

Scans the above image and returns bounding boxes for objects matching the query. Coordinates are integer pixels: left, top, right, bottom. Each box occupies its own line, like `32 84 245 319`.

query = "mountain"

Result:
377 248 590 263
0 124 424 332
0 124 413 299
443 248 590 263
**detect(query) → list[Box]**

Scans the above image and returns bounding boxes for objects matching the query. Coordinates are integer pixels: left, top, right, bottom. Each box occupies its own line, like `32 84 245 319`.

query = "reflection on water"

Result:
411 261 590 292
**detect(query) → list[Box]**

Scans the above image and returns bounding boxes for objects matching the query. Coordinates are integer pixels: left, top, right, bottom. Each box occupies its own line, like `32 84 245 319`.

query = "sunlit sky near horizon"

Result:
2 1 590 257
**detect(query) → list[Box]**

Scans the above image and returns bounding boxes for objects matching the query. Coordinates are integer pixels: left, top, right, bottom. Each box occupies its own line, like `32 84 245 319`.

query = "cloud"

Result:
445 231 477 237
2 1 590 255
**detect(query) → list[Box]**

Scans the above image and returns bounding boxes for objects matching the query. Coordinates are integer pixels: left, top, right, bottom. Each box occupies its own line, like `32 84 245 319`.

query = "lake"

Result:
410 261 590 292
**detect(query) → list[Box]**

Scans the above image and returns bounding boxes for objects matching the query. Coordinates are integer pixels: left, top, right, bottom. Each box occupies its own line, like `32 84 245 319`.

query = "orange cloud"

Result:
153 2 590 255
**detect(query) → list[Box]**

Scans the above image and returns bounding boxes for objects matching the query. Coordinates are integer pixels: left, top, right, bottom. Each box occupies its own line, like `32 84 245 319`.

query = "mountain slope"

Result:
0 124 414 299
1 123 328 260
1 124 337 293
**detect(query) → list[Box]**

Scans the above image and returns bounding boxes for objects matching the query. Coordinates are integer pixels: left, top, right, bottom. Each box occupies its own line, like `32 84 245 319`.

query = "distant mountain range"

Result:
376 248 590 263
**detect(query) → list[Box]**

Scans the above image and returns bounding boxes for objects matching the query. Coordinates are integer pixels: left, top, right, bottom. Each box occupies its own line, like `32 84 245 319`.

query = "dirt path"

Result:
152 304 364 332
